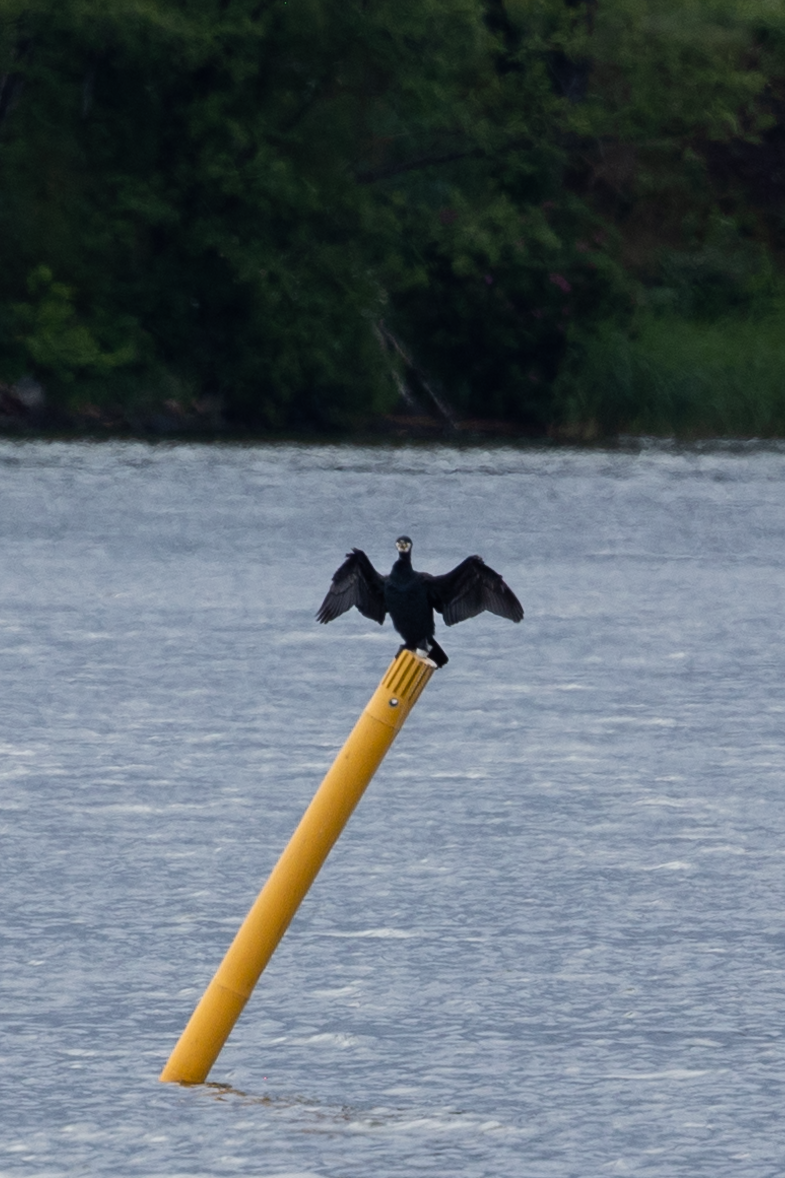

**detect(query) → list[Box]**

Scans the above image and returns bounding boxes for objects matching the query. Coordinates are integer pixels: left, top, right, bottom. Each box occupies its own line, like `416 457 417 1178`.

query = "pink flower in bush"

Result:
549 272 572 293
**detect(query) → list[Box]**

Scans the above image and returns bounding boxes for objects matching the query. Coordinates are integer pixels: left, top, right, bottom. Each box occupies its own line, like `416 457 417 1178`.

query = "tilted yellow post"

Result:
160 649 435 1084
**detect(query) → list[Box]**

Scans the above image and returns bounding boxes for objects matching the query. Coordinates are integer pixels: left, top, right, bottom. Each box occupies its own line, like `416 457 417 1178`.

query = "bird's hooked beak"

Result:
395 536 413 553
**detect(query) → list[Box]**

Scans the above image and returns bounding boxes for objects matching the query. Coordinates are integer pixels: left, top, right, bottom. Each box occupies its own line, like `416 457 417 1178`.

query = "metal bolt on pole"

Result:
160 649 435 1084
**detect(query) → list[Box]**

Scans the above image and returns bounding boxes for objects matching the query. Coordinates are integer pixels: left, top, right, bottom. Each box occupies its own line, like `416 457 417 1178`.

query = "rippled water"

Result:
2 439 784 1177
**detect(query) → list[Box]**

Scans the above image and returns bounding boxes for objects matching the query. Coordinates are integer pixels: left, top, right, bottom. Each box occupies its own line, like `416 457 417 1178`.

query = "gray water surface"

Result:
1 440 784 1177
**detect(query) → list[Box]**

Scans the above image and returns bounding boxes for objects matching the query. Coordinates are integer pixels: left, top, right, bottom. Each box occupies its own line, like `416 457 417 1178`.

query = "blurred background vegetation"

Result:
1 0 785 436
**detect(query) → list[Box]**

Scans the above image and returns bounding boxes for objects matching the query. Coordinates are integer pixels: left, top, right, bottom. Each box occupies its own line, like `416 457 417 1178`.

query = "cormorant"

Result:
316 536 523 667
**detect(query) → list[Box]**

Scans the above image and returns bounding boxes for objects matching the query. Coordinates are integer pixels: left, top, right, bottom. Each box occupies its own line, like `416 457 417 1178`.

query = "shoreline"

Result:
2 417 785 451
4 383 785 449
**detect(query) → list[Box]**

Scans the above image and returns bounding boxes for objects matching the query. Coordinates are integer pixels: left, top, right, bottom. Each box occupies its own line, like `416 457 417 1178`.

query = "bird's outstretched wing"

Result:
316 549 387 625
425 556 523 627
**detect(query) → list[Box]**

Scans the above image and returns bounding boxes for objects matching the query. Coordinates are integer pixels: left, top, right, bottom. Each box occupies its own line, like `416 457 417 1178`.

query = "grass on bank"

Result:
558 306 785 438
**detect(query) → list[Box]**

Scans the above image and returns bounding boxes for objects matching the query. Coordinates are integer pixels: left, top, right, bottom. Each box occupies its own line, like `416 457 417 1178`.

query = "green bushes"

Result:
10 267 135 393
557 307 785 437
1 0 785 434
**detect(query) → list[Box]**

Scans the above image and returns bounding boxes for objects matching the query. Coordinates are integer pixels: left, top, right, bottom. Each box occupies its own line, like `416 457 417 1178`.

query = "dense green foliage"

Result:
557 307 785 437
1 0 785 433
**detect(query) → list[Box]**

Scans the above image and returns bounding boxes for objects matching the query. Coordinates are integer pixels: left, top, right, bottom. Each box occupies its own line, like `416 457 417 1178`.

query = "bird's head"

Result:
395 536 413 554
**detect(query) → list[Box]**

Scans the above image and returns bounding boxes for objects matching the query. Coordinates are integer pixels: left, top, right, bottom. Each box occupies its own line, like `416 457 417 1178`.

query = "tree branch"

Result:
378 322 459 430
356 145 485 184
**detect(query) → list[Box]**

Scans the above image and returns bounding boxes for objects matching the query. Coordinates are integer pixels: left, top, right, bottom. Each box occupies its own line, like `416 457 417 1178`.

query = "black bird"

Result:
316 536 523 667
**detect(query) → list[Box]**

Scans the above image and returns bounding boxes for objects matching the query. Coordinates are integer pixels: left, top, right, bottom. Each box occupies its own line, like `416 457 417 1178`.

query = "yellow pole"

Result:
160 649 435 1084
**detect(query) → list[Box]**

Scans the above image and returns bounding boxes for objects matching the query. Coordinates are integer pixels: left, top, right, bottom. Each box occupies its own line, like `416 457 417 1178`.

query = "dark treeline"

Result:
1 0 785 436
